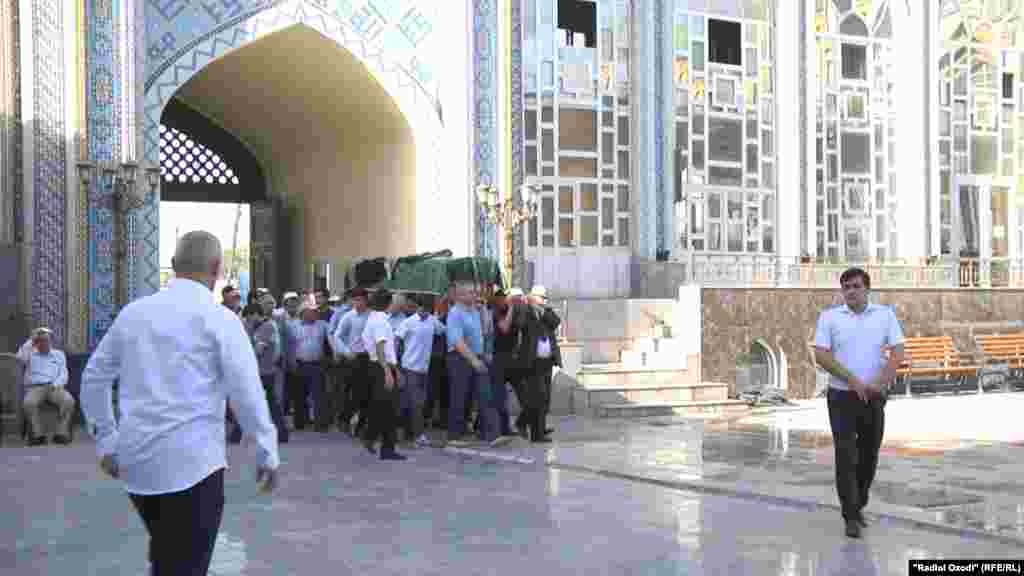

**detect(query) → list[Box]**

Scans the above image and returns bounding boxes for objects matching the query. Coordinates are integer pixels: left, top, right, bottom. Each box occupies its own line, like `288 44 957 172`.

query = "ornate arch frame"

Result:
135 0 447 303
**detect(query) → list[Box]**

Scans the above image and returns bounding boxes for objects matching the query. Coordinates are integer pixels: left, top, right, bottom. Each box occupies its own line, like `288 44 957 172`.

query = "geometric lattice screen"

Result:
159 124 240 185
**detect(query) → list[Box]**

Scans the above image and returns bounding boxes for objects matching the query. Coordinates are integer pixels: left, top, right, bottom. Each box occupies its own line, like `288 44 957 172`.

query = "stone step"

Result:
593 399 752 419
578 364 697 389
572 383 728 414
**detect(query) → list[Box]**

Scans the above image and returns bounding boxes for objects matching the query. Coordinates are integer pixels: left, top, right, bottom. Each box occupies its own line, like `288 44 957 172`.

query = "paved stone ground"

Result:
538 393 1024 545
3 421 1024 576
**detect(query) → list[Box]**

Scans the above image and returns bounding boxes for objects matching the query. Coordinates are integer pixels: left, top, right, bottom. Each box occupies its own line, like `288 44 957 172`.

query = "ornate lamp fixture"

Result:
76 158 162 308
475 183 540 229
475 183 540 284
75 160 161 211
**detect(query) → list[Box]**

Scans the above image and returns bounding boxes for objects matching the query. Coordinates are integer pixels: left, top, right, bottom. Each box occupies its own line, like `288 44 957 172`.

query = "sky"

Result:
159 202 249 268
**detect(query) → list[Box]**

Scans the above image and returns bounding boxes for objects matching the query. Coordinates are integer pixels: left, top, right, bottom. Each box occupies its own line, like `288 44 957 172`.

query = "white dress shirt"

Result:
80 278 280 496
16 340 69 388
814 303 905 391
362 310 397 364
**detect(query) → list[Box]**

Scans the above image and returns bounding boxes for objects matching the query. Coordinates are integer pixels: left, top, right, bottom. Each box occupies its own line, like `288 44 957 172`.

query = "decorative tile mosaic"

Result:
510 0 524 287
139 0 447 298
473 0 498 260
31 0 67 348
87 0 119 348
11 0 22 246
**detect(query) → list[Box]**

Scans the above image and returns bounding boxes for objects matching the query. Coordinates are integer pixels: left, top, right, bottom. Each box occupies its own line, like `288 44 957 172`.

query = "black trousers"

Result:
341 354 371 429
526 358 554 440
364 363 399 454
493 354 525 428
423 353 449 426
129 468 225 576
827 388 886 521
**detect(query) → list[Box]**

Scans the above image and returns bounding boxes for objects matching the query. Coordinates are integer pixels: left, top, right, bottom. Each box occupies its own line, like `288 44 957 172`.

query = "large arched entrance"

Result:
136 1 459 300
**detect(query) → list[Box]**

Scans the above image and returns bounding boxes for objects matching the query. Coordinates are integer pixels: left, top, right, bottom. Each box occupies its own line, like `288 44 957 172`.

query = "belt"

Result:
297 359 322 365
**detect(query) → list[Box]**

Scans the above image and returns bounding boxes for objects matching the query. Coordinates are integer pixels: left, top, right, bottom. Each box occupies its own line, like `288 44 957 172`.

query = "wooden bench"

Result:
895 335 981 395
974 333 1024 391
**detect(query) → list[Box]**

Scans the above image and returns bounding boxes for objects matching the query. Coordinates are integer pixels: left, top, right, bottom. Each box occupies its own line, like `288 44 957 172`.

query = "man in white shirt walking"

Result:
80 230 280 576
17 327 74 445
361 289 406 460
813 267 904 539
332 287 372 436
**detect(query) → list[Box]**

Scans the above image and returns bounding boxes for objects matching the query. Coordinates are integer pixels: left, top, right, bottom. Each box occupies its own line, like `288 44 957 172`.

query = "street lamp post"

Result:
475 183 540 287
76 159 161 310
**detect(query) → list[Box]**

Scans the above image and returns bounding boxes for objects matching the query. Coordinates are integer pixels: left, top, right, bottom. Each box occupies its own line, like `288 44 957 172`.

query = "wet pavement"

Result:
4 394 1024 575
539 392 1024 545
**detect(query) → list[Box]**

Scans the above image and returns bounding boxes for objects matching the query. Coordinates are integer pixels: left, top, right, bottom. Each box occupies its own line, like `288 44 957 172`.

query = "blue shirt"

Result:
328 304 352 334
332 309 371 355
16 341 69 388
446 303 483 355
396 313 446 373
813 303 905 391
388 311 407 334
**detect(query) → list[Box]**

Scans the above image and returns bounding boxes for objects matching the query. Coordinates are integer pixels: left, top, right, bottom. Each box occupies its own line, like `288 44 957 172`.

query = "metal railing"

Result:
670 255 1024 289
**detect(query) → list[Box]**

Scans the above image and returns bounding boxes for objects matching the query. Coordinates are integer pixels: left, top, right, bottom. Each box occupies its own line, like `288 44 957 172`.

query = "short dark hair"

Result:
221 285 237 295
839 267 871 289
371 289 393 311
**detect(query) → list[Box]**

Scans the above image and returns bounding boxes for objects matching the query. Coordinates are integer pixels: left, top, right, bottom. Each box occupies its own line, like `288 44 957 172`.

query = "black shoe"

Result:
845 519 861 538
531 436 553 444
27 436 47 446
545 428 554 435
855 515 868 528
363 440 377 455
53 435 71 445
516 424 528 438
380 451 407 461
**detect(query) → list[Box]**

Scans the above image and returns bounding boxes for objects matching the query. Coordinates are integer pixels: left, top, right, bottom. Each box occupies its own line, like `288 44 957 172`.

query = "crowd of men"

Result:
219 279 563 460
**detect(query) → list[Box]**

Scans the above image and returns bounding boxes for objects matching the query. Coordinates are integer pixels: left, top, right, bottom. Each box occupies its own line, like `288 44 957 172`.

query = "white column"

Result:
927 0 941 257
803 0 817 257
633 0 656 259
660 2 674 256
775 0 802 264
893 0 928 260
63 0 82 351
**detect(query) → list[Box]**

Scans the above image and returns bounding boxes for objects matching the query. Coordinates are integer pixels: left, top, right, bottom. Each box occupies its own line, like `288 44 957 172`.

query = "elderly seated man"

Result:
17 327 75 445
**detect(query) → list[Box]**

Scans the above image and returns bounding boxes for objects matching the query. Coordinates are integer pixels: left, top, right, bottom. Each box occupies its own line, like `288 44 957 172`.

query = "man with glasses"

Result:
813 267 904 538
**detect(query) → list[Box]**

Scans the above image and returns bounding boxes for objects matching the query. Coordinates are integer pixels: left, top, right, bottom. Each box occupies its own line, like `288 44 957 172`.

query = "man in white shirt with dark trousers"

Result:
81 230 280 576
360 289 406 461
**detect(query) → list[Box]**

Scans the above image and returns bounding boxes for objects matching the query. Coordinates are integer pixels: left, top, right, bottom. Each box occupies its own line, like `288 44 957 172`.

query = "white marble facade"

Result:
525 0 1024 297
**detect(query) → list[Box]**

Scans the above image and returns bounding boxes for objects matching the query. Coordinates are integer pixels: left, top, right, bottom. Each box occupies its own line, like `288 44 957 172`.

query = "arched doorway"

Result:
158 96 266 294
137 1 457 298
